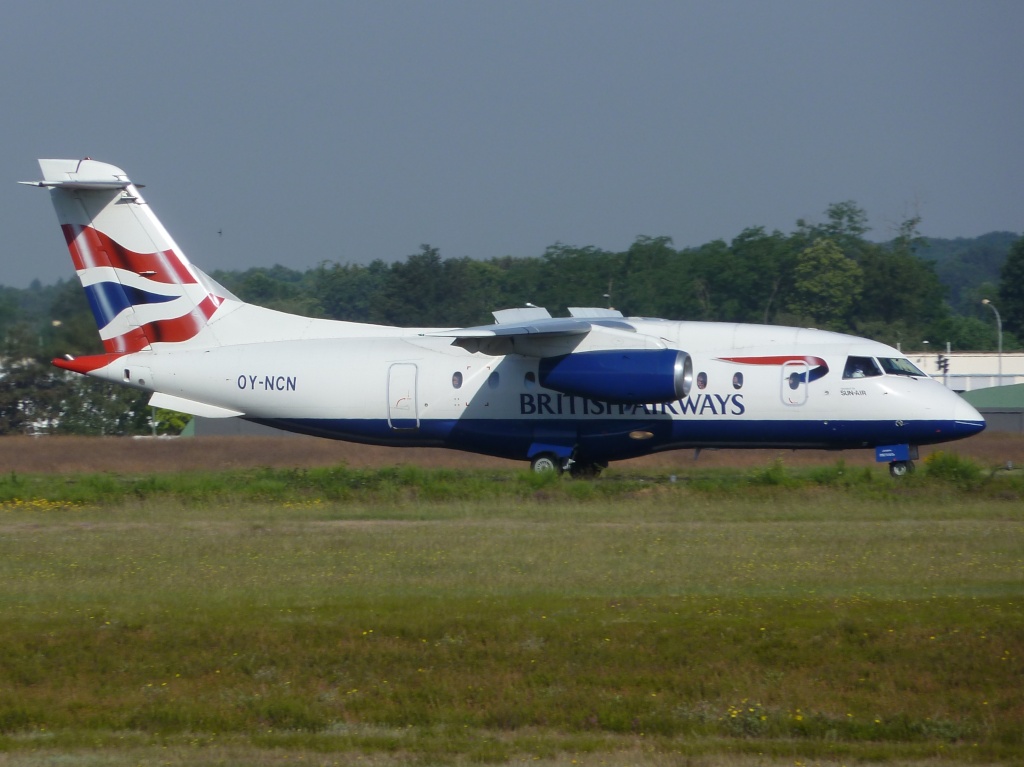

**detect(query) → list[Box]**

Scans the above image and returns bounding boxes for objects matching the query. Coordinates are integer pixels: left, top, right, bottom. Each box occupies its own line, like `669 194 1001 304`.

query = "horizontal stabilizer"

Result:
149 392 244 419
21 158 134 190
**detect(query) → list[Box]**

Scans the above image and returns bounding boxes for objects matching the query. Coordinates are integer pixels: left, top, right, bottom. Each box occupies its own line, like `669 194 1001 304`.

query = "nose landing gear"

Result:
877 444 919 478
888 460 916 478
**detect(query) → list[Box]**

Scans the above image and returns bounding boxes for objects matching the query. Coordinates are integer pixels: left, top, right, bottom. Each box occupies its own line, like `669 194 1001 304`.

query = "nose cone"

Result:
952 396 986 438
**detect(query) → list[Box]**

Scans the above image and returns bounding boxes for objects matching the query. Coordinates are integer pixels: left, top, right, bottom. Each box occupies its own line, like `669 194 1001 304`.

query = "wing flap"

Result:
423 309 663 357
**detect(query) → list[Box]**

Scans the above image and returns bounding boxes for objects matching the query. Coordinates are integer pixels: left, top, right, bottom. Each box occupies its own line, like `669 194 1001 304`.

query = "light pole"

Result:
982 299 1003 386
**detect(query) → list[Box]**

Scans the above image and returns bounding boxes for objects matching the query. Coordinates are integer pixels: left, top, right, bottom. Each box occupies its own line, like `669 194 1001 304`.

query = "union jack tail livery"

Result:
24 158 985 476
26 159 233 362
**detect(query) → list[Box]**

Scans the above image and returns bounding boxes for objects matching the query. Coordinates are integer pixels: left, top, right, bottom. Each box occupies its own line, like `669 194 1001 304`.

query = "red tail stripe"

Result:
140 312 207 344
103 328 150 355
62 224 197 285
53 353 126 375
138 296 219 345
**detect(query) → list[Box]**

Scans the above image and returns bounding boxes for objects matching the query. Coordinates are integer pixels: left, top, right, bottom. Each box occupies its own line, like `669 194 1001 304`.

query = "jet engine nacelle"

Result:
537 349 692 404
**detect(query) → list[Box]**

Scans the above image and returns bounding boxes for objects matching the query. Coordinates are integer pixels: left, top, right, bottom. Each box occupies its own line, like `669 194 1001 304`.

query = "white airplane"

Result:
23 158 985 477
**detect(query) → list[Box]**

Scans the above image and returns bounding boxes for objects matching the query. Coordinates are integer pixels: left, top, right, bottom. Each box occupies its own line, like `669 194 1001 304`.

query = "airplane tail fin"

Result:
24 159 232 357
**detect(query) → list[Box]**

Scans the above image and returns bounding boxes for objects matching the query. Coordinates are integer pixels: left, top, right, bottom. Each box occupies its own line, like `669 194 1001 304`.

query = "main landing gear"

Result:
568 461 607 479
529 453 606 478
530 454 561 473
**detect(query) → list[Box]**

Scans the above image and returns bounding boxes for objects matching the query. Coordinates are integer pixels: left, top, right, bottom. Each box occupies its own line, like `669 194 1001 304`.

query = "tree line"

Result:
1 201 1022 436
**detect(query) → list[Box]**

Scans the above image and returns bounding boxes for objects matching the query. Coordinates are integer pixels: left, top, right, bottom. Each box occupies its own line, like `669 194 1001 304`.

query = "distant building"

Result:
906 352 1024 392
961 383 1024 435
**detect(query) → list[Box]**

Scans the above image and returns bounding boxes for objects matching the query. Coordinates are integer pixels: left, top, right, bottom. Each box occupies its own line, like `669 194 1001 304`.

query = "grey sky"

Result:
2 1 1022 289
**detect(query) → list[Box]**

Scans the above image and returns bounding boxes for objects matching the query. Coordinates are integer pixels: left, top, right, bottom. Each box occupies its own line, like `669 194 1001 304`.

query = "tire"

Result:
889 460 915 477
569 462 604 479
531 454 561 473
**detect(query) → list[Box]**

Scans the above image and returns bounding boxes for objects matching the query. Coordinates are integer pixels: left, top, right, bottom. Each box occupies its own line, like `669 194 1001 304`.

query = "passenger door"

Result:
780 360 809 406
387 363 419 430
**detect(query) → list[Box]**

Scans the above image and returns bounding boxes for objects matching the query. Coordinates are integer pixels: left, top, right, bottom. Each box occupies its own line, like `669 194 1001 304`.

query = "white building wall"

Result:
905 352 1024 391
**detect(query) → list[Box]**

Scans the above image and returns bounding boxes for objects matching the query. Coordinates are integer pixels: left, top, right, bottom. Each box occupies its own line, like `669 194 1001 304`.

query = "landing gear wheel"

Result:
569 462 606 479
531 454 562 474
889 460 915 478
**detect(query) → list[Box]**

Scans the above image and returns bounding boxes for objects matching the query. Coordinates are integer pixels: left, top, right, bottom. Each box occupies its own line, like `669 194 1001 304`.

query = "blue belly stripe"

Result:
246 417 985 463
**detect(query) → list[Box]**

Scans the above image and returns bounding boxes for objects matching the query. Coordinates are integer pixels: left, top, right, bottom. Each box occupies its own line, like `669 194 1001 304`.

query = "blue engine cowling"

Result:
537 349 692 404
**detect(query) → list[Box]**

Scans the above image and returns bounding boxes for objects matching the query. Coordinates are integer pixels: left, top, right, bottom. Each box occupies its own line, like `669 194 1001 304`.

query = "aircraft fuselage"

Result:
101 320 982 465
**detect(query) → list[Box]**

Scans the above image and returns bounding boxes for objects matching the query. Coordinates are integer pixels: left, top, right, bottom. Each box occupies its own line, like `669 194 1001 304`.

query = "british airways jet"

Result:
23 158 984 477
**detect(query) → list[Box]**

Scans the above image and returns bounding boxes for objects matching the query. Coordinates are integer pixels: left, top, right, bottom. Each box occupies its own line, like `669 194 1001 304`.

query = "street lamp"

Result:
981 299 1003 386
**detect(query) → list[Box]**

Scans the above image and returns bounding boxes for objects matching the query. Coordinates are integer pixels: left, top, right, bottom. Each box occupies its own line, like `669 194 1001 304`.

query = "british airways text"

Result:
520 392 745 416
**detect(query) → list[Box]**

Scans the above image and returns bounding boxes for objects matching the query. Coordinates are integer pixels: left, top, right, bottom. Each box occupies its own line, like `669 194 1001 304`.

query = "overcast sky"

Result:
2 1 1022 289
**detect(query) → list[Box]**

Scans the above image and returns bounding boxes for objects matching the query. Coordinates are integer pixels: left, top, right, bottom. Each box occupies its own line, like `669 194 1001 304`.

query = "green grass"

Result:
0 462 1021 765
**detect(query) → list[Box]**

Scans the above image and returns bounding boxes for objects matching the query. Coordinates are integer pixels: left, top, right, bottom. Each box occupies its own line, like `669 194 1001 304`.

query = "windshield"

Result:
878 357 926 377
843 356 882 379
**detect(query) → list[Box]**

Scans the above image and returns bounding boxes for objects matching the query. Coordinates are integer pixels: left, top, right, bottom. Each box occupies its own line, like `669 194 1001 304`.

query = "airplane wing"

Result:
423 307 691 404
423 307 652 357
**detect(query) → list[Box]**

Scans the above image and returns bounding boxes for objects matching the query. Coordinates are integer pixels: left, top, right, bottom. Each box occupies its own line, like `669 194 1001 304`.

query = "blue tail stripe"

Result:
83 282 178 327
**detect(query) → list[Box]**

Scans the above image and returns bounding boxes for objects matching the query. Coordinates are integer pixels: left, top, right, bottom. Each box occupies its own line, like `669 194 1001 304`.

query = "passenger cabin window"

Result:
878 357 926 377
843 356 882 379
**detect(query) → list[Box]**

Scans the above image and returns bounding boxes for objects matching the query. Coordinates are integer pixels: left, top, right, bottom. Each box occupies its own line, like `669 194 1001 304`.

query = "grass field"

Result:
0 451 1021 766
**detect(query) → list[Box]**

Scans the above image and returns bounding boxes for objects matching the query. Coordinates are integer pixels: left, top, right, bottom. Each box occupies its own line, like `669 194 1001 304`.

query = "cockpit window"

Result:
878 357 926 377
843 356 882 379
